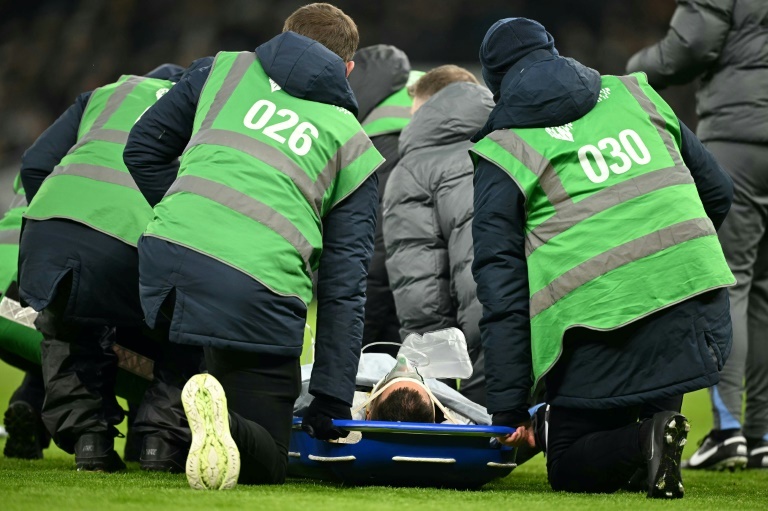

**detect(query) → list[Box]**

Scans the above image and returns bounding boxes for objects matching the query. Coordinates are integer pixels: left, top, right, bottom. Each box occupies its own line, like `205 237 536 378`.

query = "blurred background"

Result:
0 0 695 204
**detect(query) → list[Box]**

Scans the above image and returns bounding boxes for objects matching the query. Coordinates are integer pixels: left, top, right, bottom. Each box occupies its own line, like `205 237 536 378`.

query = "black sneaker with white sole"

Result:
3 401 49 460
747 439 768 469
644 411 689 499
682 429 747 471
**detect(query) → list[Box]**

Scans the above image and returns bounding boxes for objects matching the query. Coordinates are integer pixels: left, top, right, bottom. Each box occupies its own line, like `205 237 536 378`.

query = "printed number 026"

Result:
243 99 318 156
577 129 651 184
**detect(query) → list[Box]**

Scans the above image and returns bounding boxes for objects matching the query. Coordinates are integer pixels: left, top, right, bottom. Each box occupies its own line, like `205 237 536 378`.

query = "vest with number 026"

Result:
24 75 174 246
470 73 735 386
144 51 384 305
0 175 28 292
361 70 424 137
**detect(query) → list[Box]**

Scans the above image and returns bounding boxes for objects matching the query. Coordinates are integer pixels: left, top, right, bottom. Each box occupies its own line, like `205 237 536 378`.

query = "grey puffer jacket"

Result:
626 0 768 144
382 82 494 404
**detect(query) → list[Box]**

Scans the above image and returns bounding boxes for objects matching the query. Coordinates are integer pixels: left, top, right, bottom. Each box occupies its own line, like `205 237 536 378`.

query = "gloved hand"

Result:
301 395 352 441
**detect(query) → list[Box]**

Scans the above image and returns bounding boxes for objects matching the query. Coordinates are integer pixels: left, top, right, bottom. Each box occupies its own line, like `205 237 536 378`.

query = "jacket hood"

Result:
472 50 601 142
400 82 494 156
256 31 358 116
144 63 185 81
348 45 411 122
179 56 214 82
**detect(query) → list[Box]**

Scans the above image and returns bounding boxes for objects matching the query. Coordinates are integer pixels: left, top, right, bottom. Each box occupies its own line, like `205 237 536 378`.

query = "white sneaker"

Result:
182 374 240 490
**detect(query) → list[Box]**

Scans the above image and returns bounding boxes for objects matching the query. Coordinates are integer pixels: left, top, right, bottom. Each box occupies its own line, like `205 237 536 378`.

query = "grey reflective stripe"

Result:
48 163 140 191
0 229 20 245
525 166 695 256
70 129 129 150
319 130 372 207
487 130 573 210
9 194 27 209
362 105 411 126
199 52 255 131
166 175 314 275
67 76 148 155
529 217 717 317
187 129 322 218
618 75 684 167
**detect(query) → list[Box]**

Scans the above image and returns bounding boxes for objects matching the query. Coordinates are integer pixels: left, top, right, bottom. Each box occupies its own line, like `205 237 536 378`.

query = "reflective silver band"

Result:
318 130 372 206
68 76 148 155
187 129 323 218
525 166 695 256
166 175 314 275
0 229 20 245
618 75 684 167
49 163 140 191
199 52 255 132
487 130 573 210
362 105 411 126
529 217 717 317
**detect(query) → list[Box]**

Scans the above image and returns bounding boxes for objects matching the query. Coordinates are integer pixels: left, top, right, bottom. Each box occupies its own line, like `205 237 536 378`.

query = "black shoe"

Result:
3 401 48 460
644 412 689 499
747 439 768 469
682 429 747 471
74 433 126 472
124 427 142 463
139 436 187 473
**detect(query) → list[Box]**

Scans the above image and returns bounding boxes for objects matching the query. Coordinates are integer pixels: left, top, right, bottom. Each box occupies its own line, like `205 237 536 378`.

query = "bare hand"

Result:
496 420 536 448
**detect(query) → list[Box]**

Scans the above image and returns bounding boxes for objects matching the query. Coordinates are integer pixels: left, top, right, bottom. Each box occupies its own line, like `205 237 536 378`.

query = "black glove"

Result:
301 395 352 441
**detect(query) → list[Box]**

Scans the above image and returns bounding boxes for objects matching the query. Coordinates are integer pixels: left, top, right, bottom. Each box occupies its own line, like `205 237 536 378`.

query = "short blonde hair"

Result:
283 3 359 62
408 65 479 100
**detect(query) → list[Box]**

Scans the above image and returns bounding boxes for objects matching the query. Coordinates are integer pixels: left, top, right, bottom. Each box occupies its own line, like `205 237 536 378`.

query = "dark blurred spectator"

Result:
1 0 691 174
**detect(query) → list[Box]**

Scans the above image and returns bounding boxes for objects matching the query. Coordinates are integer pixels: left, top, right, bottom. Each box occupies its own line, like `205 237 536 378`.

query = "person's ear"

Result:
345 60 355 77
365 408 371 420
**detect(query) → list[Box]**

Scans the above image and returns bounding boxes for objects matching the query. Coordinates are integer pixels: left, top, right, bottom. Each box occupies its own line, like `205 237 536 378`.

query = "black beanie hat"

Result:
479 17 557 96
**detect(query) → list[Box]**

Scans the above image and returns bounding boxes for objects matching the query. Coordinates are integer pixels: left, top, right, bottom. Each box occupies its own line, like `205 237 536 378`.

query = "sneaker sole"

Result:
3 402 43 460
648 415 689 499
182 374 240 490
705 456 749 472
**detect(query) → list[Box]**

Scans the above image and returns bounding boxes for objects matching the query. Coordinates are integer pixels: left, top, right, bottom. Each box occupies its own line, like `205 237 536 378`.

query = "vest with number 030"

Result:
144 51 384 305
470 73 735 386
24 75 174 246
0 175 27 292
361 70 424 137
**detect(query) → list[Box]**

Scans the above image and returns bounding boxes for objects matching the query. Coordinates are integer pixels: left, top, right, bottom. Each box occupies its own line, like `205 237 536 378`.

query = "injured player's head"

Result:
362 355 438 423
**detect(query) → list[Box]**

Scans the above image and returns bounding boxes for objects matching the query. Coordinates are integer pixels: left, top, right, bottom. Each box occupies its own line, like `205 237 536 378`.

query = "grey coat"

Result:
626 0 768 145
382 82 494 403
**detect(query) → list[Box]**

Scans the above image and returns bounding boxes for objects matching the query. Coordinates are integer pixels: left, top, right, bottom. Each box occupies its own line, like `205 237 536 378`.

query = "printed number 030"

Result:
243 99 318 156
577 129 651 183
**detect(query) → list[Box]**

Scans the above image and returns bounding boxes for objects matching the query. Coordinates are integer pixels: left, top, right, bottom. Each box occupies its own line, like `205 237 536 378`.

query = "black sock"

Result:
710 428 741 442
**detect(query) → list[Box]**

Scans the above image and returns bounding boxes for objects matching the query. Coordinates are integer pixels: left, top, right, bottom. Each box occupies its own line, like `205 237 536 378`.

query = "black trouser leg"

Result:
546 406 644 493
639 395 684 420
36 288 123 454
133 337 203 446
204 347 301 485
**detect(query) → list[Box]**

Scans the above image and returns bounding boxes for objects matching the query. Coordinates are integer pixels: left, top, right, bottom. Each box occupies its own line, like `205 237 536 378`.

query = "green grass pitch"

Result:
1 359 767 510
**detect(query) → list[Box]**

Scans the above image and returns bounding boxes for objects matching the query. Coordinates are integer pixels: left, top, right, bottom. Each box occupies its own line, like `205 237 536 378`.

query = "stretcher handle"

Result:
292 417 515 437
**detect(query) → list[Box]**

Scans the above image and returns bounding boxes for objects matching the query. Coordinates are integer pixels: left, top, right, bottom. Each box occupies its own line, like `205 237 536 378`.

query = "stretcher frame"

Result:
288 418 518 488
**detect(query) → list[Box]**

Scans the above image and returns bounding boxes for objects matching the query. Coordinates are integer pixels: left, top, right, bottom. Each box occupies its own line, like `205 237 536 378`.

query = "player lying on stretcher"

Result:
294 329 491 426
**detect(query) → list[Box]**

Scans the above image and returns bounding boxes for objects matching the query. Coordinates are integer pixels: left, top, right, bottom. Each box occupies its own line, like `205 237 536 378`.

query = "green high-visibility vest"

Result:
362 70 424 137
145 51 384 305
0 175 27 292
0 174 42 365
24 75 174 246
471 73 735 386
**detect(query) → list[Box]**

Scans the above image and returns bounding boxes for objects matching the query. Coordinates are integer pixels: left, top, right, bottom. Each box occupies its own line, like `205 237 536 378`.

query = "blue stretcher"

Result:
288 418 518 488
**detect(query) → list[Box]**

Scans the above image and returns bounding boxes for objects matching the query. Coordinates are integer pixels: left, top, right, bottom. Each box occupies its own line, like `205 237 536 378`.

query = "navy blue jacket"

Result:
472 51 734 422
123 33 378 406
